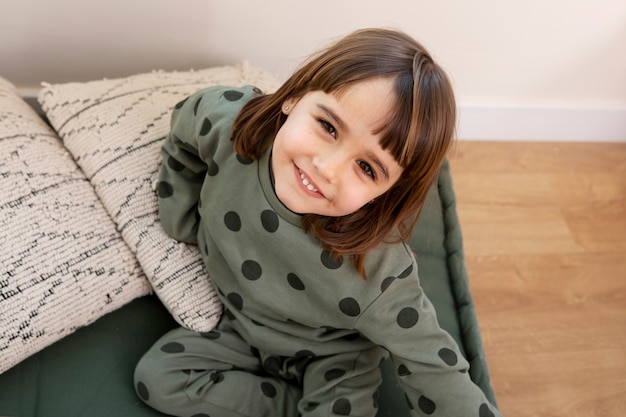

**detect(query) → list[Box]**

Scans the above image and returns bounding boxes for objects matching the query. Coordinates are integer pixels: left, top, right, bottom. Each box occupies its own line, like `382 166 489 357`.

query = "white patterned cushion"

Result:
38 63 281 333
0 77 150 374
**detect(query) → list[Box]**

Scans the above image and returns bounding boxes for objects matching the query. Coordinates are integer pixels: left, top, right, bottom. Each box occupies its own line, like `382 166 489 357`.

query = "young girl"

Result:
135 28 503 417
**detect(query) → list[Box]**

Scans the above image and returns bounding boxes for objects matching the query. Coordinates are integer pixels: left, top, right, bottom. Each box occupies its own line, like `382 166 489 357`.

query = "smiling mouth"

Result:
299 170 319 192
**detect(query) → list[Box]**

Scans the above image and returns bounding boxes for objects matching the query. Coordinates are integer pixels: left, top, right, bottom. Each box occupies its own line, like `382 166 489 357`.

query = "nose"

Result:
312 146 348 183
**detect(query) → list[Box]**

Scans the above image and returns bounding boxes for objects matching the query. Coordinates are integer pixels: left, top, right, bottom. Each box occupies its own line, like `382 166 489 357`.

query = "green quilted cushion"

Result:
0 160 495 417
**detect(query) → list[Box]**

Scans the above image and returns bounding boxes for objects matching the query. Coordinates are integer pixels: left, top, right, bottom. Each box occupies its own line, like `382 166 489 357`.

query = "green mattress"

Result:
0 159 496 416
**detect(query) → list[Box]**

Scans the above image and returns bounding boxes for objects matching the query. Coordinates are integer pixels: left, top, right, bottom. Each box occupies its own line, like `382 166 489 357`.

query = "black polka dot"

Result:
210 371 224 383
324 368 346 381
479 403 496 417
174 98 187 109
438 347 458 366
263 356 281 375
398 364 411 376
236 154 254 165
136 382 149 401
224 90 244 101
201 330 220 339
193 96 203 115
287 273 305 290
261 210 279 232
199 117 213 136
295 350 315 359
157 181 173 198
418 395 436 415
397 307 419 328
381 276 395 292
207 161 219 176
227 292 243 311
224 211 241 231
167 156 185 171
191 414 210 417
332 398 352 415
242 260 262 280
398 264 413 278
339 298 361 317
321 250 342 269
261 382 277 398
160 342 185 353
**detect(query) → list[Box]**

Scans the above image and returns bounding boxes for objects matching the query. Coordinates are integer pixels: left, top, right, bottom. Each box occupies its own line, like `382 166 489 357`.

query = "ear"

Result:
282 97 298 115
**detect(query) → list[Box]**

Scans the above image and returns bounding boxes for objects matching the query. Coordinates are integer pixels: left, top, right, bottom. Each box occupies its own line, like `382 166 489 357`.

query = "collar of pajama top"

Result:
260 146 302 227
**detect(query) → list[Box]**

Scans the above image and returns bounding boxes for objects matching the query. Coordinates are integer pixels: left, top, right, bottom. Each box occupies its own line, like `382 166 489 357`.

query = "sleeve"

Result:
356 255 504 417
157 85 257 243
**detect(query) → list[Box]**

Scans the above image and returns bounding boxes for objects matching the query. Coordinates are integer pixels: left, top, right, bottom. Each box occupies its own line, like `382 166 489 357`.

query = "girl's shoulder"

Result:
363 239 419 285
174 85 261 120
190 85 260 106
171 85 262 138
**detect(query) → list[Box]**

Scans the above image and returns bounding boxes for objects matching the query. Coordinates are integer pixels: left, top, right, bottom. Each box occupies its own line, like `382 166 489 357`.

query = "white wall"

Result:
2 0 625 141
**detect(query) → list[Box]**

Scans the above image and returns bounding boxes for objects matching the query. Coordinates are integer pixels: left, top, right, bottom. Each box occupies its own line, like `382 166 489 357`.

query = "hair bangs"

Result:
371 72 415 168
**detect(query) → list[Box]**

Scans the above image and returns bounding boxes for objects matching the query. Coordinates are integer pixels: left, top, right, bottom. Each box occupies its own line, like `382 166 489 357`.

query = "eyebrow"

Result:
317 103 391 182
367 152 390 181
317 103 349 133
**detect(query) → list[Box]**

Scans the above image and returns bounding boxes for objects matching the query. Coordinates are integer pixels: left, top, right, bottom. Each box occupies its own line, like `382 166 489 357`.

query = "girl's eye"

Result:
319 119 337 138
358 160 376 180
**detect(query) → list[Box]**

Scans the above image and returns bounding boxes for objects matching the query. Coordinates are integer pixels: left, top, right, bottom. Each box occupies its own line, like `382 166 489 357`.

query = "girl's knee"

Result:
134 352 163 404
134 349 189 413
134 352 156 403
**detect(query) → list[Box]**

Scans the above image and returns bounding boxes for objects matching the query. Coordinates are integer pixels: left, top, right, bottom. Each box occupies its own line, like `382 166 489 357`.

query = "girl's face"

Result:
271 77 403 217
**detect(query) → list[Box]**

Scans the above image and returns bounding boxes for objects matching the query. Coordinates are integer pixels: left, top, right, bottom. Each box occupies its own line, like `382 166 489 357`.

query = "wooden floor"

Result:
447 141 626 417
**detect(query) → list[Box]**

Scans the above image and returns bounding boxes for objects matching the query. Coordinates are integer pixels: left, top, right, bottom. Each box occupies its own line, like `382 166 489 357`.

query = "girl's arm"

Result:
357 254 503 417
157 85 259 243
157 91 210 243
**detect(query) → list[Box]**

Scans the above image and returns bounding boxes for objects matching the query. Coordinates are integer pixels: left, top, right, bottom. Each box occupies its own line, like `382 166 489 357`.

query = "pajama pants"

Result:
134 317 388 417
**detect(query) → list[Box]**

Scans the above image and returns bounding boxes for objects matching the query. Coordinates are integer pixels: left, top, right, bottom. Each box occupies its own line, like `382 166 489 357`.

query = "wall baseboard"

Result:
19 88 625 143
457 103 626 142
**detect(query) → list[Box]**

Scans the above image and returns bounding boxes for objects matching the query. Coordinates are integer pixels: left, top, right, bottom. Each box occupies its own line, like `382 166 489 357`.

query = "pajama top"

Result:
157 85 502 417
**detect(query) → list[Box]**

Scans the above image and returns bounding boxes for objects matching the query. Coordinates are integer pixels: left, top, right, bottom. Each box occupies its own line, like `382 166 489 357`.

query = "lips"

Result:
299 170 318 192
295 166 324 198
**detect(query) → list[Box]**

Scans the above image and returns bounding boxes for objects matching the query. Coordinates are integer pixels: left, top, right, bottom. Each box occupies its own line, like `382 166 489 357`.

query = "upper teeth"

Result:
300 171 318 192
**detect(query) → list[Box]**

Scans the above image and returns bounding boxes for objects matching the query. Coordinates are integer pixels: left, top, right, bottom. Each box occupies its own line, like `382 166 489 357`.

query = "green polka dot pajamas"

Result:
134 86 503 417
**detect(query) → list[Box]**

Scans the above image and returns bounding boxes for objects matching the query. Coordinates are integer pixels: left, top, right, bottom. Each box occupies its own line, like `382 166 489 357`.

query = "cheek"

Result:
283 112 318 141
335 185 375 212
274 121 301 152
272 128 294 163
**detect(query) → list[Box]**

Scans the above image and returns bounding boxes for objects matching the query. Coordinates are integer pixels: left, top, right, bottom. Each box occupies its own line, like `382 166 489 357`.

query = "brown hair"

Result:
232 28 456 278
